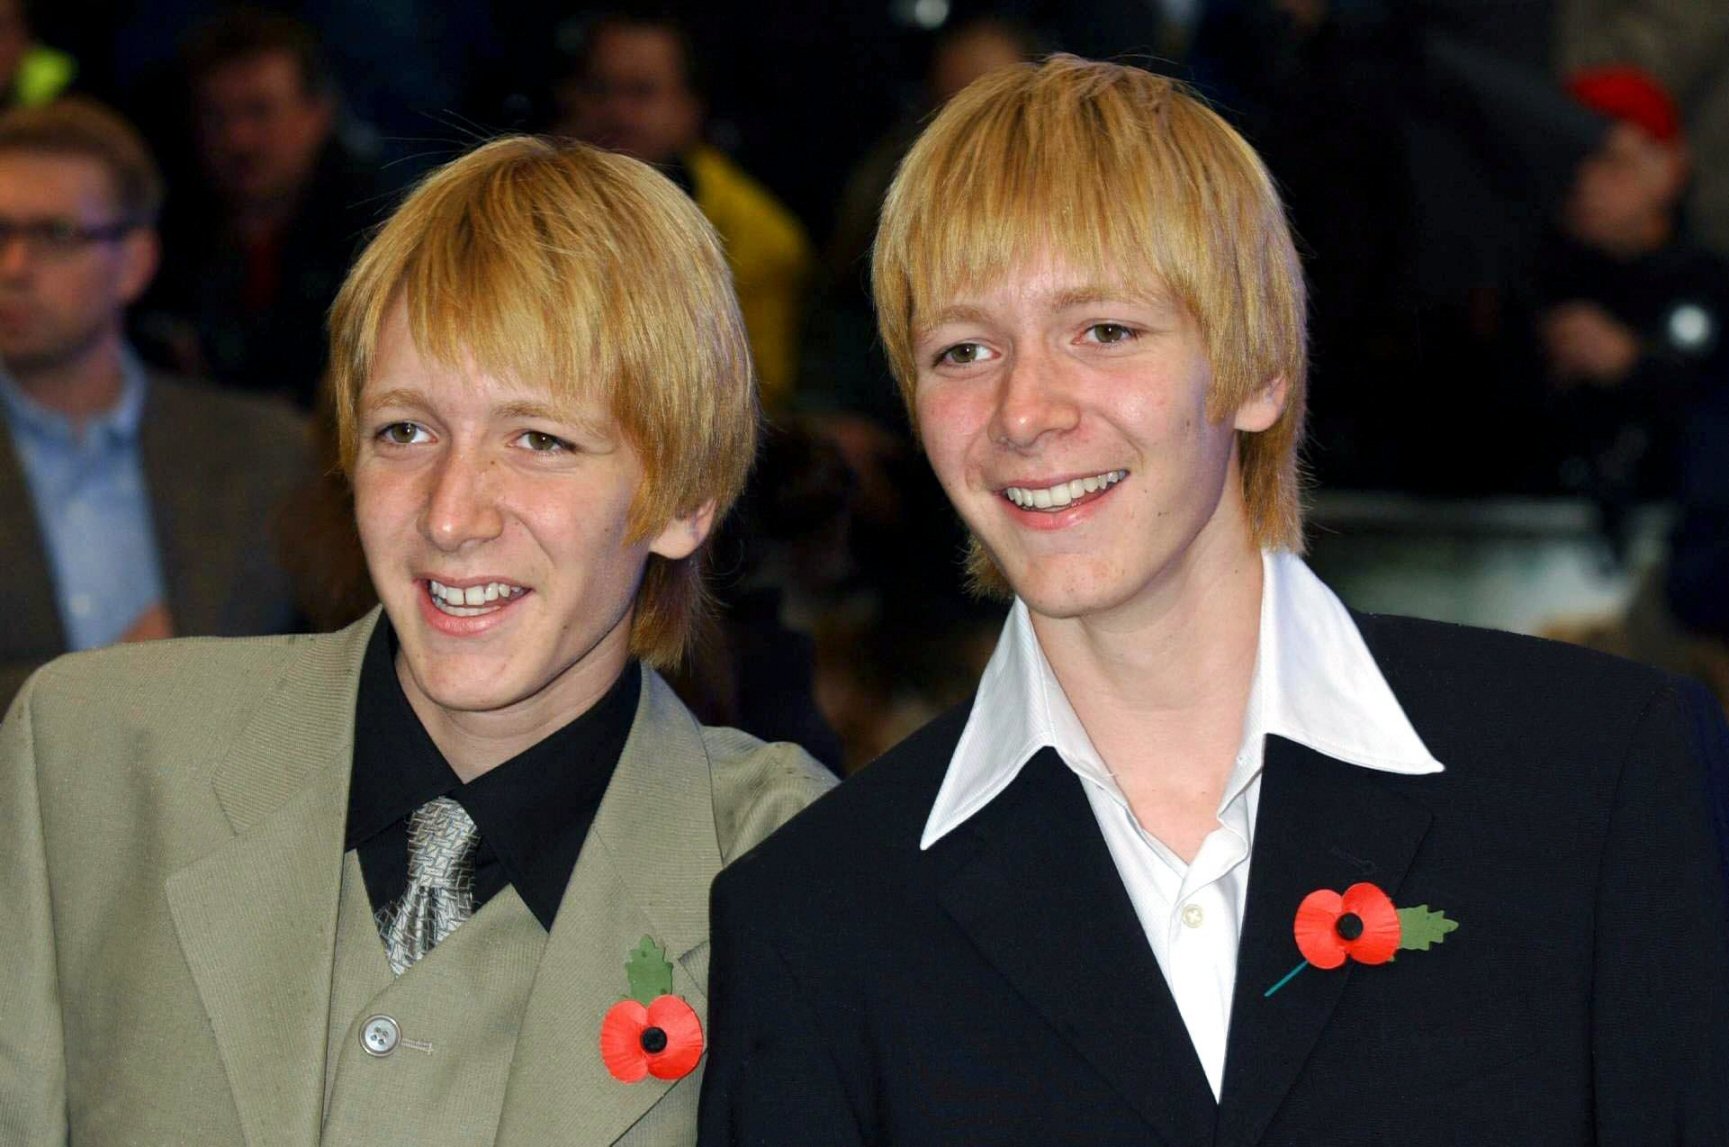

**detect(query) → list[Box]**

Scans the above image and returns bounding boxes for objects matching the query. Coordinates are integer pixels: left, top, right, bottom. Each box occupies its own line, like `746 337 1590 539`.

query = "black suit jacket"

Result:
699 615 1729 1146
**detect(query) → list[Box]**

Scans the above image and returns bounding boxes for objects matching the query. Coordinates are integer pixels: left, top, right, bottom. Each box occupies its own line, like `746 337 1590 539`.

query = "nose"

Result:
988 347 1080 450
419 447 505 552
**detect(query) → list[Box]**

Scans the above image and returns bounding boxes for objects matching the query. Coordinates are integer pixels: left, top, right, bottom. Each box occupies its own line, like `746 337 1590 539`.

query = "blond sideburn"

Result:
327 135 756 667
872 55 1307 595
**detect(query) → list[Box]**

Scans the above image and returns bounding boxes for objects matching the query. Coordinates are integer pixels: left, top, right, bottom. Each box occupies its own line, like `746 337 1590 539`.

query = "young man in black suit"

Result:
698 55 1729 1145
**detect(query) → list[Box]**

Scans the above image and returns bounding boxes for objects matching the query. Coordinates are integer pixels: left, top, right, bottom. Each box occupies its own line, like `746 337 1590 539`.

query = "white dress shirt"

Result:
922 550 1445 1098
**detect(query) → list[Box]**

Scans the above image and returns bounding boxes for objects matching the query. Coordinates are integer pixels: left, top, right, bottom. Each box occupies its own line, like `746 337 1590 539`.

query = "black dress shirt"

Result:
345 620 640 930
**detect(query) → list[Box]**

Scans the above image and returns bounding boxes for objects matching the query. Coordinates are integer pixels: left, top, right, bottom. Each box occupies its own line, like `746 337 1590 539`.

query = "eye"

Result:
516 430 574 453
376 421 430 446
935 341 994 367
1082 322 1138 345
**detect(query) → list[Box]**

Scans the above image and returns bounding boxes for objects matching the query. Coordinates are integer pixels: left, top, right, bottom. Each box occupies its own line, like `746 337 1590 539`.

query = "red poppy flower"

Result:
599 995 705 1082
1293 881 1402 970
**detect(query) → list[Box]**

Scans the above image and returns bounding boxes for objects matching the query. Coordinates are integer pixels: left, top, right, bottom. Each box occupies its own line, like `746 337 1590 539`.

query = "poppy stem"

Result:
1264 960 1309 998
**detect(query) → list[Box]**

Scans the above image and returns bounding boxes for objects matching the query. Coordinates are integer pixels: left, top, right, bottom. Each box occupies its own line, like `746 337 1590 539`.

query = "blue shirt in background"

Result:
1 353 167 650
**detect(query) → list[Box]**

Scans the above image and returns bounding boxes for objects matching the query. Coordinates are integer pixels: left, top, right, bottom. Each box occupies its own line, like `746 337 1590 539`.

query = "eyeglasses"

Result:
0 218 138 260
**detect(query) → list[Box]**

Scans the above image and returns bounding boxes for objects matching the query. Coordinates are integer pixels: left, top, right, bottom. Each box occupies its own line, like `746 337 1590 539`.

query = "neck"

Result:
12 331 129 426
1032 511 1265 791
397 621 634 783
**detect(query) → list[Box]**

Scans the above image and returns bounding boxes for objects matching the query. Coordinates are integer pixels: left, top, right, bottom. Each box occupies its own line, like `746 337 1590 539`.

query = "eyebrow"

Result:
360 387 432 416
494 398 571 422
921 303 993 329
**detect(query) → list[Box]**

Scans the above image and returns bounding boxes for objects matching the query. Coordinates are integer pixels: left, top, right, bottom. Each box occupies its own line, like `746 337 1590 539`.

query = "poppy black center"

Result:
641 1026 669 1054
1336 913 1365 941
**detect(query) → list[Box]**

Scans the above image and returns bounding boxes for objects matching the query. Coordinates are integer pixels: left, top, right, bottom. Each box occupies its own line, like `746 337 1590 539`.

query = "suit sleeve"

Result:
1592 680 1729 1143
0 674 70 1143
698 863 867 1147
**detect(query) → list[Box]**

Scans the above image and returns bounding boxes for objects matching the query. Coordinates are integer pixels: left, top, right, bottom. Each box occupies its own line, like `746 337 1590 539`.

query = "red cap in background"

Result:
1566 65 1682 143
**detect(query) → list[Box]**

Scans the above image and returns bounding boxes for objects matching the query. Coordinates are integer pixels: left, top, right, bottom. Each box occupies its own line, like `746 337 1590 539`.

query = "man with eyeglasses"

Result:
0 96 310 706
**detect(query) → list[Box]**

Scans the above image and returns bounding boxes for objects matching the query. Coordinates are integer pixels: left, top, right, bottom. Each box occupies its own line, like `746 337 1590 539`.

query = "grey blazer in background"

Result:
0 613 835 1145
0 372 312 706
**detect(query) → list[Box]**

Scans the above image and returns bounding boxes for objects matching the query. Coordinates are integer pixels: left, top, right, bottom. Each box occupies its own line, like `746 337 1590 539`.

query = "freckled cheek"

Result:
351 472 419 543
917 393 989 484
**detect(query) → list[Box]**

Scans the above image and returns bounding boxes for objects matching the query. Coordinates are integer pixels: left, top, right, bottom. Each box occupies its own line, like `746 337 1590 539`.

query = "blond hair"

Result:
328 135 756 667
0 97 165 224
873 55 1307 593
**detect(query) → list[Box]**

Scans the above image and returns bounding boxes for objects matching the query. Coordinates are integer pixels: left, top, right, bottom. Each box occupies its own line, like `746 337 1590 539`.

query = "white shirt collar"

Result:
920 550 1444 850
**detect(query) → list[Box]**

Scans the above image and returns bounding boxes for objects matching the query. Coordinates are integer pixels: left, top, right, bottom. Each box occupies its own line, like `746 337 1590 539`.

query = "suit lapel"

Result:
496 667 723 1145
1215 735 1434 1147
164 613 377 1147
0 424 66 655
938 749 1219 1147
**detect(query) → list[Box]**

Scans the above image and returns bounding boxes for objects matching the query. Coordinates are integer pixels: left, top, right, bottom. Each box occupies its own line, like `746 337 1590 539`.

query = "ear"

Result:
1232 374 1289 433
116 228 160 305
647 499 717 561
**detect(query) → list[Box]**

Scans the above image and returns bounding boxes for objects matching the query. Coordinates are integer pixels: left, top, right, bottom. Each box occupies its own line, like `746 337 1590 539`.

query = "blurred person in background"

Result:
0 0 73 108
1538 66 1729 709
0 96 307 708
789 17 1043 770
1538 66 1725 534
139 8 381 409
1558 0 1729 258
814 15 1042 427
555 9 811 415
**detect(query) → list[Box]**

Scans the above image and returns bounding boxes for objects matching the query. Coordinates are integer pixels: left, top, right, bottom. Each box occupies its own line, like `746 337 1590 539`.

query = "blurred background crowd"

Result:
2 0 1726 771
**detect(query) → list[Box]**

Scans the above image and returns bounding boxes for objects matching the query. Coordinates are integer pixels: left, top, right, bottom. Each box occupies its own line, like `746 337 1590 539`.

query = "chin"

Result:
413 667 533 716
997 556 1128 621
396 639 525 713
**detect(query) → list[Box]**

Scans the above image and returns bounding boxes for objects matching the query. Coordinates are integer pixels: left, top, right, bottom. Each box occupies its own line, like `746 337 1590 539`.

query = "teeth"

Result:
1004 470 1126 510
427 579 525 615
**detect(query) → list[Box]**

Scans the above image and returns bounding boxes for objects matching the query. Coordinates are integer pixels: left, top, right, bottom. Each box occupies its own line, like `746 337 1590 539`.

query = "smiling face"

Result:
914 258 1284 624
352 302 711 728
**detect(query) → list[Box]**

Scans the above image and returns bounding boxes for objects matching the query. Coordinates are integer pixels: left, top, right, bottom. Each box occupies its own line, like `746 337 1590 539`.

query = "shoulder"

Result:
146 371 309 453
1357 611 1673 705
147 373 308 437
715 700 971 904
701 722 838 862
3 631 332 806
1354 611 1710 776
13 631 317 732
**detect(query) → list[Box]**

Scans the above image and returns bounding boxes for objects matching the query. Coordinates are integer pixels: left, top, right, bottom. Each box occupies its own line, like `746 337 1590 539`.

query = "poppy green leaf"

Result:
1396 905 1458 951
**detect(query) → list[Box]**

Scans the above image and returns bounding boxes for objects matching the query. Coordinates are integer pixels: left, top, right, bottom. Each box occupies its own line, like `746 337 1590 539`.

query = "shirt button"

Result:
1181 903 1205 929
68 594 92 618
360 1015 400 1057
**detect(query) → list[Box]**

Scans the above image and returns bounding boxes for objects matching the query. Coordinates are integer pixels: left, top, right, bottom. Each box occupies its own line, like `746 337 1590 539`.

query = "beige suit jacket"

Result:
0 612 834 1144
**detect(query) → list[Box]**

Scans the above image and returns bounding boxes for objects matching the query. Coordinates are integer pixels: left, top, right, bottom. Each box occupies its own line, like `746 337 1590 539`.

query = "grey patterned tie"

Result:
376 796 480 975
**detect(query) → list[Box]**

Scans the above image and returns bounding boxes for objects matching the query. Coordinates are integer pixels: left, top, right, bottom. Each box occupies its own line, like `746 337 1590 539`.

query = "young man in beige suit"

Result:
0 135 833 1144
